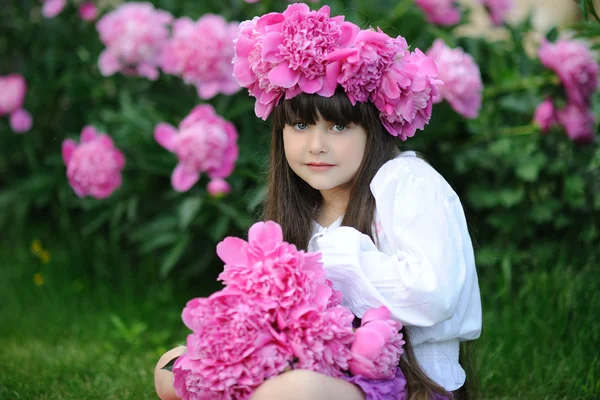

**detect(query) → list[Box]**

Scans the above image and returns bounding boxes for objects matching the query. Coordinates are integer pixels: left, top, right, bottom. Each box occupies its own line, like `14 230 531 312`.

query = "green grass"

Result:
0 232 599 399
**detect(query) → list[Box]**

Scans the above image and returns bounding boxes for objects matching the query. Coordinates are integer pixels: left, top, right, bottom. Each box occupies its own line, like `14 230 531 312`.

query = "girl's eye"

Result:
331 124 348 132
292 122 308 131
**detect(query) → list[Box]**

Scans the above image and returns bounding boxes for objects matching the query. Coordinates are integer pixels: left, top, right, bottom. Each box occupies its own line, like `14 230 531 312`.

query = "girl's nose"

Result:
308 128 328 154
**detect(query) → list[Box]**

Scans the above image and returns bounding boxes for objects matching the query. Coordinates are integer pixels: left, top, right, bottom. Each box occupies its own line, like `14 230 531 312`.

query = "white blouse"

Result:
307 151 482 391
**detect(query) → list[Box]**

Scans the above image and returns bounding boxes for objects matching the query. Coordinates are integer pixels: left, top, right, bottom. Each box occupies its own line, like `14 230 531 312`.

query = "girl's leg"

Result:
154 346 186 400
251 370 366 400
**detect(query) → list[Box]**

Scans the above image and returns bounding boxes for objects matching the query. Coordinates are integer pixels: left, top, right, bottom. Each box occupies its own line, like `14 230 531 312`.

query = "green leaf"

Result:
160 235 190 278
545 27 558 42
139 232 179 255
499 187 525 207
178 197 203 231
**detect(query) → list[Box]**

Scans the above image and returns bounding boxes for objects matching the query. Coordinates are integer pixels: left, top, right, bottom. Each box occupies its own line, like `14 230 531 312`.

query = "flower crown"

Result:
232 3 443 140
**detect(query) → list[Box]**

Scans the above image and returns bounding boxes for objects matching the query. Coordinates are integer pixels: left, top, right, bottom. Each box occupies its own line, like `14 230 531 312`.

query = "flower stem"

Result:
483 75 559 99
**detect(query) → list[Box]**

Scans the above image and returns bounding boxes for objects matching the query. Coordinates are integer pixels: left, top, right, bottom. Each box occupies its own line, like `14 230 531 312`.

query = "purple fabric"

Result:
341 368 407 400
341 367 453 400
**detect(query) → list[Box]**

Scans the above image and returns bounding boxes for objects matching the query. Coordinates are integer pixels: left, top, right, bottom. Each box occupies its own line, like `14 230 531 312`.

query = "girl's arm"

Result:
154 346 186 400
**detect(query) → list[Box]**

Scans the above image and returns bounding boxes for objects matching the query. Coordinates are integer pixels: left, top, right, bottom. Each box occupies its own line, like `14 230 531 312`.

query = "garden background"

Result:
1 0 599 398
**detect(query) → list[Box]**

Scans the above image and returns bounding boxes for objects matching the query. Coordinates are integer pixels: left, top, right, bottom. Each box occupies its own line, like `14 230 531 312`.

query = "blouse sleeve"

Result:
316 157 470 327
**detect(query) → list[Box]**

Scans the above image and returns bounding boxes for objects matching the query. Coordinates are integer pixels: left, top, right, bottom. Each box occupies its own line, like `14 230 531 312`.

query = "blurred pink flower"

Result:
79 2 98 21
372 46 443 140
348 306 405 380
533 98 556 132
217 221 327 311
207 178 231 198
326 29 398 105
9 109 33 133
556 103 596 144
538 39 599 108
0 74 27 116
96 2 173 80
480 0 513 26
286 305 355 377
62 126 125 198
154 104 238 192
232 3 359 119
426 39 482 119
415 0 461 26
176 291 291 400
41 0 66 18
160 15 240 99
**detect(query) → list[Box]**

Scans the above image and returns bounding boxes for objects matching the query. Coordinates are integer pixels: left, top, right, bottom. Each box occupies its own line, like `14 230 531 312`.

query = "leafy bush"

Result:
0 0 598 290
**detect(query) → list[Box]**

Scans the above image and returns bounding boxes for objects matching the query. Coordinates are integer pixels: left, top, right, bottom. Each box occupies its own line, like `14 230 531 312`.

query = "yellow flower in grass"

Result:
31 240 43 255
40 250 51 264
33 273 44 286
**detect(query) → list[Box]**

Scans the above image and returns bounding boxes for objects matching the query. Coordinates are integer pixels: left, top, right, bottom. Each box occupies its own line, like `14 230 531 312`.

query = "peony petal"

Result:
317 61 341 97
171 163 200 192
62 139 78 165
248 220 283 245
268 63 300 88
351 328 385 360
338 22 360 47
216 237 248 266
98 50 120 77
361 306 393 325
298 75 323 94
262 32 284 63
80 126 98 143
154 123 178 151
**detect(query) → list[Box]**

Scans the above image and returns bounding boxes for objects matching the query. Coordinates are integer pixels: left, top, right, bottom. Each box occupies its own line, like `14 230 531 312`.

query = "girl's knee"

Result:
251 370 364 400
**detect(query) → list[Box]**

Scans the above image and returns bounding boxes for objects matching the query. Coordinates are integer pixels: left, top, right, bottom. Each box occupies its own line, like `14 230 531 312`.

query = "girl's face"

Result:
283 113 367 195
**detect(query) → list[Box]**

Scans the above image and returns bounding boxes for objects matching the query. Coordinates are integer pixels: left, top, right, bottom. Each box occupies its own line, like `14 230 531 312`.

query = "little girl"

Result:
155 4 481 399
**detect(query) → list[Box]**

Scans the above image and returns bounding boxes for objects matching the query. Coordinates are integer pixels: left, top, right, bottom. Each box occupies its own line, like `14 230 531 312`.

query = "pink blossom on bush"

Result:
154 104 238 192
79 2 98 21
286 305 355 377
533 99 556 132
9 109 33 133
0 74 27 116
175 291 291 399
62 126 125 198
372 46 443 140
415 0 461 26
207 178 231 198
216 221 326 311
538 39 599 108
426 39 482 119
480 0 513 26
160 15 240 99
326 29 399 105
232 3 359 119
96 2 173 80
556 103 596 144
41 0 66 18
348 306 405 380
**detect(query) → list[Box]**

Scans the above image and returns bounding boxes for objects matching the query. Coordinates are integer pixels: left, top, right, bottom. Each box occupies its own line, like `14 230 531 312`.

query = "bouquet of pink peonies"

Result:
167 221 405 400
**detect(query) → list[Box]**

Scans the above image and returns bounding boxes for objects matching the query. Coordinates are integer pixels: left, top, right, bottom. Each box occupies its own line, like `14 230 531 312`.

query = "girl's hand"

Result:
154 346 186 400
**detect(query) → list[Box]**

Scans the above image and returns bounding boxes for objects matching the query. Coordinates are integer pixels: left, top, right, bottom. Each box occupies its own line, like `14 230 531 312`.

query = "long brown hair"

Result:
262 87 460 399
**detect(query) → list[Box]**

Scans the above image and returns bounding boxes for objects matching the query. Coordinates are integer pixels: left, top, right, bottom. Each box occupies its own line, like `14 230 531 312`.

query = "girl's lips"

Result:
306 163 335 171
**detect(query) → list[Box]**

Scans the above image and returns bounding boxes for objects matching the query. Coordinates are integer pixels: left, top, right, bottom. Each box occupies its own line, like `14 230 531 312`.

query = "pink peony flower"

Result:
9 109 33 133
96 2 173 80
79 2 98 21
426 39 483 119
154 105 238 192
286 305 355 377
415 0 461 26
207 178 231 198
62 126 125 198
556 103 597 144
175 291 291 400
348 306 405 380
372 46 443 140
538 39 599 108
325 279 343 308
326 29 399 105
480 0 513 26
160 15 241 99
534 98 556 132
41 0 66 18
217 221 328 311
232 3 359 119
0 74 27 116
